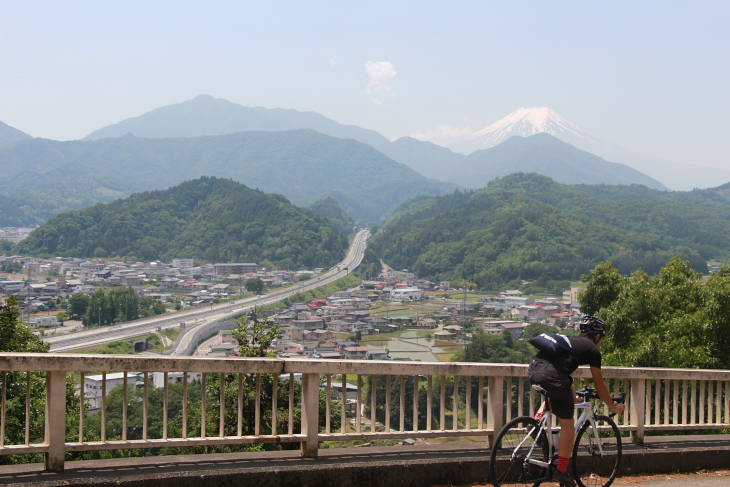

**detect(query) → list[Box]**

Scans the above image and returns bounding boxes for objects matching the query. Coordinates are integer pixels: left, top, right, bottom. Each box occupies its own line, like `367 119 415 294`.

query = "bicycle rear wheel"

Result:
490 416 549 487
572 415 622 487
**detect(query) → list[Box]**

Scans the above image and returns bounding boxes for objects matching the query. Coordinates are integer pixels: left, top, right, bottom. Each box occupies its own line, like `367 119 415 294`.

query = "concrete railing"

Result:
0 353 728 472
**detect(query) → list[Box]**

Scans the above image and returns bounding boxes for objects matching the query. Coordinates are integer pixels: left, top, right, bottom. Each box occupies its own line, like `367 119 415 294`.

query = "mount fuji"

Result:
437 108 730 191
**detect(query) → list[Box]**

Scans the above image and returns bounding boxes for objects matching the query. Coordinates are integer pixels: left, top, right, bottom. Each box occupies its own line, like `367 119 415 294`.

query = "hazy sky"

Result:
1 1 729 169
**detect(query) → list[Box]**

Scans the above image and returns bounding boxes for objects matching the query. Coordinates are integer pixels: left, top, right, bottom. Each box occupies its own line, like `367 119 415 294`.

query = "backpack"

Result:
529 332 575 355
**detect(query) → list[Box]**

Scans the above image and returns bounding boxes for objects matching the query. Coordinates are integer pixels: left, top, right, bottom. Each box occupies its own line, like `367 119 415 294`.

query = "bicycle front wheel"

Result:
572 415 622 487
490 416 549 487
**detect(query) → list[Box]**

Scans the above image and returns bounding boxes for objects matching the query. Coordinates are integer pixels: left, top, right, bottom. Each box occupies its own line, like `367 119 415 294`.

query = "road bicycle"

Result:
490 385 626 487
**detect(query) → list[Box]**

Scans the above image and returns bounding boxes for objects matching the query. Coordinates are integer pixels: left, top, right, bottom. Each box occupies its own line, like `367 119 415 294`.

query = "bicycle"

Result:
489 385 626 487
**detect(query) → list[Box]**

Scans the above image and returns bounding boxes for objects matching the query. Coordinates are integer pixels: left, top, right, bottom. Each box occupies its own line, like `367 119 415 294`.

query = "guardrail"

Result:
1 353 727 472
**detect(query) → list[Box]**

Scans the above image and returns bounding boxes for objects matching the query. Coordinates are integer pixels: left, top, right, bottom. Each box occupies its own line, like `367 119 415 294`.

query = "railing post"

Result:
630 378 645 444
44 371 67 472
300 372 319 458
487 375 504 447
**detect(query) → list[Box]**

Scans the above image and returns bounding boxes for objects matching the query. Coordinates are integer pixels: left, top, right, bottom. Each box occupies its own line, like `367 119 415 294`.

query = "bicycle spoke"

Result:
572 415 622 487
490 417 550 487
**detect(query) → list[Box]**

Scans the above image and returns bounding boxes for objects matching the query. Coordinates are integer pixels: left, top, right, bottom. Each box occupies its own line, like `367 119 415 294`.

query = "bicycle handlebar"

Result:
576 387 626 416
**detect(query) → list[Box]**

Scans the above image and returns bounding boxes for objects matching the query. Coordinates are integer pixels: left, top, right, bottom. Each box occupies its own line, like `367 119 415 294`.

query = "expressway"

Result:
45 229 370 352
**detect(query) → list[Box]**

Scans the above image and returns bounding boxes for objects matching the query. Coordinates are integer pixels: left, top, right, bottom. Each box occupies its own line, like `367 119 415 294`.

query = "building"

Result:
389 287 423 301
84 372 144 409
213 263 258 275
172 259 195 269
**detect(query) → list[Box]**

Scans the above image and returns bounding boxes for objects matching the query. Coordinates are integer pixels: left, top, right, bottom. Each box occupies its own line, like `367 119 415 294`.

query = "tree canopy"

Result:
580 257 730 369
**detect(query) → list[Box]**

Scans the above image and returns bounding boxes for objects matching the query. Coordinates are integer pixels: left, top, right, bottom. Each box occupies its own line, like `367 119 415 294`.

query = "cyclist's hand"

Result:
611 402 626 415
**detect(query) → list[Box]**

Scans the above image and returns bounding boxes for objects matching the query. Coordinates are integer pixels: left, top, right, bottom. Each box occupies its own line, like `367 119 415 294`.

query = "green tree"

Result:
244 278 264 295
582 257 730 369
67 293 90 319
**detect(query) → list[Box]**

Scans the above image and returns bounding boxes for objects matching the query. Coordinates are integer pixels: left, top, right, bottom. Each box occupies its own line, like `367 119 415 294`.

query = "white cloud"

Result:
365 61 396 105
330 56 337 67
410 124 474 147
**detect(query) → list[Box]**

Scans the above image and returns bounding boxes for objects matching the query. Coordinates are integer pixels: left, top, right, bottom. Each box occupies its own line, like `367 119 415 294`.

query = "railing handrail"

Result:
2 353 729 381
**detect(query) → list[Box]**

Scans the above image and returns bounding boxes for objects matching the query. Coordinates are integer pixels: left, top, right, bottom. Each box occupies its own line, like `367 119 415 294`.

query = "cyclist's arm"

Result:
590 366 625 414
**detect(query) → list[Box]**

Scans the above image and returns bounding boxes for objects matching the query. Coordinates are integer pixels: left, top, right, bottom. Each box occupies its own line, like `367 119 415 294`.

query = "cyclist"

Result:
527 315 626 487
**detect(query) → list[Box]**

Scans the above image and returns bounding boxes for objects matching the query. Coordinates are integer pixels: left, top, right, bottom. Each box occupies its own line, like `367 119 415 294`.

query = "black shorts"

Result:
527 359 574 420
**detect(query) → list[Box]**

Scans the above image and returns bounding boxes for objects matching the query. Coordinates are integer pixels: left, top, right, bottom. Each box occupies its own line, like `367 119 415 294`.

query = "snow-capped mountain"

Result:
451 107 608 155
440 107 730 191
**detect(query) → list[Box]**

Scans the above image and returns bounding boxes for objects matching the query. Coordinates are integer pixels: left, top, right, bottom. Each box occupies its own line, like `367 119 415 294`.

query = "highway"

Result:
45 229 370 352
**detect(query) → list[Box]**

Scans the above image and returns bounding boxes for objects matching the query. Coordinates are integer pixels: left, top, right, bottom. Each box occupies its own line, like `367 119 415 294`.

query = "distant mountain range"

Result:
0 121 32 148
428 107 730 191
81 95 667 189
1 130 457 223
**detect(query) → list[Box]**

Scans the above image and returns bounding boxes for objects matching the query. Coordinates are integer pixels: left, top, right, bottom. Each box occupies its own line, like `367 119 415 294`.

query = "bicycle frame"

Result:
522 399 603 469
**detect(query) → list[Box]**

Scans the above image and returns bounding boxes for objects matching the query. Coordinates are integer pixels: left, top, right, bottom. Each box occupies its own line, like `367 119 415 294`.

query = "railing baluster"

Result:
122 372 128 441
101 372 106 442
440 375 445 431
516 377 522 419
163 372 168 440
505 376 512 424
271 373 278 436
654 378 660 426
623 379 630 427
427 375 432 432
200 373 206 438
255 373 261 436
725 381 730 424
413 375 418 433
341 373 347 434
371 375 377 433
79 371 85 443
1 371 5 448
219 373 225 438
663 378 669 426
356 374 362 433
452 375 458 431
288 372 294 436
238 373 243 437
400 375 405 432
466 376 472 430
682 380 688 425
25 371 30 445
326 374 331 435
692 380 697 424
385 375 391 433
645 379 652 426
479 376 485 429
673 379 679 425
182 372 188 439
143 371 148 441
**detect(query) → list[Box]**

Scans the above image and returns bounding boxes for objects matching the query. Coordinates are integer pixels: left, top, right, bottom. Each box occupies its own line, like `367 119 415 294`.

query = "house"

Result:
365 348 389 360
303 329 335 341
343 346 374 360
433 331 456 340
389 287 422 301
329 382 358 400
484 321 527 338
511 305 549 323
213 263 258 275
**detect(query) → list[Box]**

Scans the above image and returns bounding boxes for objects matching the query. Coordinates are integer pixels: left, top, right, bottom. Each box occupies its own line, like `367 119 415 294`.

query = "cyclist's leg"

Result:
557 416 575 457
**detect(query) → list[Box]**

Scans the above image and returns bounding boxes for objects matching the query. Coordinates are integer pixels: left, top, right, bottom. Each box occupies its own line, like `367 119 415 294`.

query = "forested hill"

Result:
14 177 348 269
369 173 730 292
308 197 355 236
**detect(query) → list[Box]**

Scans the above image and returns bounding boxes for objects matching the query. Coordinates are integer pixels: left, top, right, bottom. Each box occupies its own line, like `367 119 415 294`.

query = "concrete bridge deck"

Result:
1 435 728 487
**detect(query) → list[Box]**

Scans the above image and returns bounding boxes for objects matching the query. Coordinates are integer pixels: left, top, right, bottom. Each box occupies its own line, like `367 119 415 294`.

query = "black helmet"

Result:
580 315 607 336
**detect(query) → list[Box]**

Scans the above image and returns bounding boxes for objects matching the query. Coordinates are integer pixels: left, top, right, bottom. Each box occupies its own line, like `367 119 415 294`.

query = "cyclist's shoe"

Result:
551 469 576 487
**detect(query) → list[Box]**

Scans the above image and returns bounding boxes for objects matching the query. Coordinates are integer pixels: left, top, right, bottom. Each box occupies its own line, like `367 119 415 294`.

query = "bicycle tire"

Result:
572 415 622 487
490 416 549 487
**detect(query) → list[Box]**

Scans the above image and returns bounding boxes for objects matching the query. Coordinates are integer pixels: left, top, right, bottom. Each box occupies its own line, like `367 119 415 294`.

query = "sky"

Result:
1 1 729 169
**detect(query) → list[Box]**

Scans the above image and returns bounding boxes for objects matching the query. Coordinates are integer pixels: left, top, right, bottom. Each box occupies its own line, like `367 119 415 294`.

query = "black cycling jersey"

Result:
534 335 601 376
